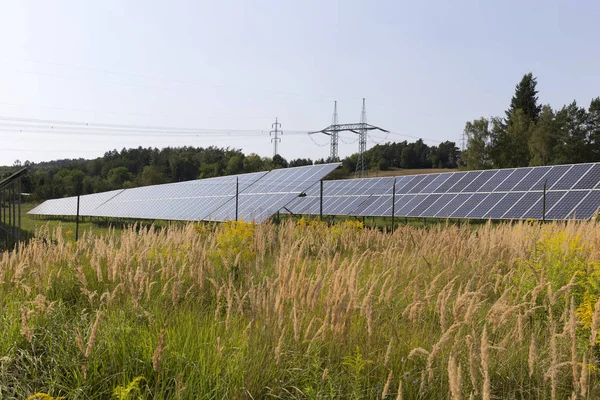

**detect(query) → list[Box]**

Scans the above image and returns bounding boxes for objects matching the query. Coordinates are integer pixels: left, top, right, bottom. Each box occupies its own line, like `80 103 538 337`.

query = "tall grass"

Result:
1 219 600 398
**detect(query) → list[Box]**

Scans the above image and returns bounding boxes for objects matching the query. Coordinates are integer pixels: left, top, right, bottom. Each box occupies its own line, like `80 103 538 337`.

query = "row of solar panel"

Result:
29 163 340 223
285 163 600 220
286 189 600 220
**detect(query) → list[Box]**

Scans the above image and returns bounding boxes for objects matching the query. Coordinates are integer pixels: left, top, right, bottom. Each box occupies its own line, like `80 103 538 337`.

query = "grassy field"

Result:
2 218 600 398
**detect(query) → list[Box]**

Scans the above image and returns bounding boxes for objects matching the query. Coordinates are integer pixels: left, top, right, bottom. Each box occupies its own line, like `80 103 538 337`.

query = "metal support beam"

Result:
391 178 396 233
319 180 324 220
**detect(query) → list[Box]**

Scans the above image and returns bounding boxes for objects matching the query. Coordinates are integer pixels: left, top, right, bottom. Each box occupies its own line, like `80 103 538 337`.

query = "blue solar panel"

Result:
477 169 515 192
420 194 456 217
420 173 452 193
400 176 427 194
407 174 437 193
545 191 589 220
433 173 462 193
394 195 424 216
512 166 551 191
552 164 593 190
433 194 471 218
522 191 566 220
494 168 533 191
450 193 488 218
407 194 442 217
502 192 543 219
570 190 600 219
544 165 572 189
466 193 507 219
487 192 526 219
575 164 600 189
462 170 498 192
448 171 482 192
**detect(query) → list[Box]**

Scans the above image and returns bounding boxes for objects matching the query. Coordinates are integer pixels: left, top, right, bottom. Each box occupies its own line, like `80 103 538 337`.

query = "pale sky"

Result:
1 0 599 166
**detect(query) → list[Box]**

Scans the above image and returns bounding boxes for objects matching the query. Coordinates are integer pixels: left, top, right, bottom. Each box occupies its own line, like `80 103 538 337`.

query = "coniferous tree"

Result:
506 73 542 123
588 97 600 160
528 105 557 166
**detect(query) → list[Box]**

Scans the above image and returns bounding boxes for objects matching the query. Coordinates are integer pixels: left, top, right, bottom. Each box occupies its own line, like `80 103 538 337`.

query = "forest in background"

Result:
3 73 599 202
0 139 459 202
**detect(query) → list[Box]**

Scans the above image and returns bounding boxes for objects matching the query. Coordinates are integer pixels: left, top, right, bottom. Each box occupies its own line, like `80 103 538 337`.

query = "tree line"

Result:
2 138 459 201
462 73 600 169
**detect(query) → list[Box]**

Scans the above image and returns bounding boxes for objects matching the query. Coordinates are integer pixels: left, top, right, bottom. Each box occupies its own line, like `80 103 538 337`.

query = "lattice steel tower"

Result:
270 117 282 157
355 98 368 177
309 98 388 178
330 101 339 161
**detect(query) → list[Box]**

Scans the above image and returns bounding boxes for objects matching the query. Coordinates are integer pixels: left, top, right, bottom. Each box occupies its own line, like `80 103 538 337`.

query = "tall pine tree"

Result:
505 72 542 123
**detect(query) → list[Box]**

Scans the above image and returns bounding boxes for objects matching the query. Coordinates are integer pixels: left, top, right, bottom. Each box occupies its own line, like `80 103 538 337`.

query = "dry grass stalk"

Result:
20 306 34 343
569 297 579 391
448 354 462 400
528 334 537 378
384 337 393 367
396 378 403 400
590 296 600 347
427 322 461 381
480 326 490 400
382 369 393 399
85 311 103 358
466 334 478 396
152 325 167 372
580 353 588 398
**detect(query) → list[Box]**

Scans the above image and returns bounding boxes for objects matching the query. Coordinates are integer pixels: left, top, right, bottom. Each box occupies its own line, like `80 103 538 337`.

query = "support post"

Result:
391 178 396 234
319 180 324 221
17 178 21 244
235 177 239 222
75 194 81 242
542 180 547 223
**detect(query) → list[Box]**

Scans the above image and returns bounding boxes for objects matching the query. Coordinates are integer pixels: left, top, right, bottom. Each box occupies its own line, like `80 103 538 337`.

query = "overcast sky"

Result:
1 0 599 166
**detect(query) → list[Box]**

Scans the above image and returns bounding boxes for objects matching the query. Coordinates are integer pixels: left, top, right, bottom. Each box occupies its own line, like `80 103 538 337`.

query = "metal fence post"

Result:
75 194 80 241
320 180 324 221
391 178 396 233
235 177 239 221
542 179 547 223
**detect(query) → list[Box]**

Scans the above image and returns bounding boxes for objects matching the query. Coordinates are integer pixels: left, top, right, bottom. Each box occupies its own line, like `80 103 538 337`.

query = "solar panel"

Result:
433 173 463 193
512 166 551 191
494 168 532 191
477 169 514 192
552 164 592 190
91 172 267 221
569 190 600 219
421 194 456 217
521 191 566 220
29 189 124 216
30 162 600 223
205 163 340 222
466 193 507 219
502 192 542 219
545 191 588 220
406 194 442 216
450 193 489 218
433 194 471 218
29 164 339 223
575 164 600 189
462 170 498 192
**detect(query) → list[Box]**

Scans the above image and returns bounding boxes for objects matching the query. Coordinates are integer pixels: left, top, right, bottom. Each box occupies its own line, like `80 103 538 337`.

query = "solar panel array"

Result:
28 163 340 223
285 163 600 220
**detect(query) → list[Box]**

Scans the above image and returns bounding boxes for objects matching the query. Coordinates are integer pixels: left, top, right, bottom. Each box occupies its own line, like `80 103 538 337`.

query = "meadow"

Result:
1 217 600 399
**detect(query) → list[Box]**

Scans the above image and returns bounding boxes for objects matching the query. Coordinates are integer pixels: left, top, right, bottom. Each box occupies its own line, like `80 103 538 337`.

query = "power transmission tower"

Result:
330 101 339 161
460 130 466 152
270 118 282 157
309 98 387 178
355 98 368 177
